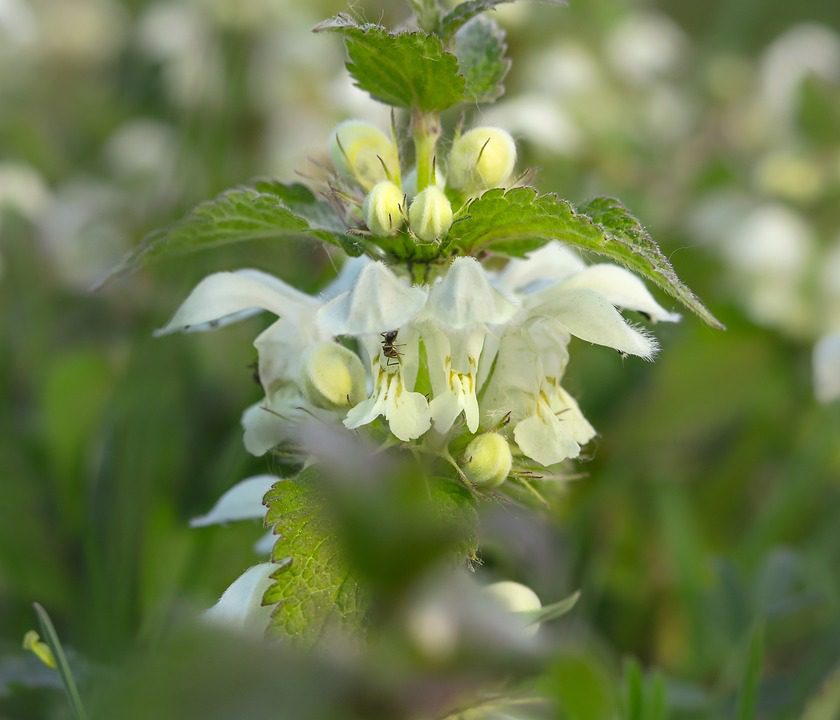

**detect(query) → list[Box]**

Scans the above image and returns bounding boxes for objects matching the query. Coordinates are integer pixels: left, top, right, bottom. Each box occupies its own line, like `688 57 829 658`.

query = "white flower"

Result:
190 475 276 553
481 318 595 467
318 262 432 441
478 242 678 466
421 257 517 433
814 332 840 404
204 563 277 634
190 475 276 527
498 242 681 326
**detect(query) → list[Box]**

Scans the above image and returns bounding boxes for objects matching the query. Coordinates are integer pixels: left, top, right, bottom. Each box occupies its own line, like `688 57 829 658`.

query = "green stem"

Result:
412 111 441 193
33 603 89 720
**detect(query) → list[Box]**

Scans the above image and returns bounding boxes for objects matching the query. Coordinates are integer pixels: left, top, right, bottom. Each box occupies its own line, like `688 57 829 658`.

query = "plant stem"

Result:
412 111 441 193
33 603 89 720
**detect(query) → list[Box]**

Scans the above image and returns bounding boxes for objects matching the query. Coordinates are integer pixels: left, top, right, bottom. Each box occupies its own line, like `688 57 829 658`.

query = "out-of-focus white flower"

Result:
821 240 840 331
483 581 542 637
754 151 824 204
37 180 128 289
104 119 178 184
204 563 277 634
814 333 840 403
137 2 223 108
605 12 687 86
0 0 36 46
0 162 50 221
759 23 840 119
721 204 813 332
480 95 583 157
525 42 602 99
38 0 127 64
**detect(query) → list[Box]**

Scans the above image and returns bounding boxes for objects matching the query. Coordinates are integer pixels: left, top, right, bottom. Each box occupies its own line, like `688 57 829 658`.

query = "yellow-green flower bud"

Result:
461 432 512 488
408 186 453 243
447 126 517 194
301 341 366 410
362 181 405 237
484 581 542 637
328 120 400 192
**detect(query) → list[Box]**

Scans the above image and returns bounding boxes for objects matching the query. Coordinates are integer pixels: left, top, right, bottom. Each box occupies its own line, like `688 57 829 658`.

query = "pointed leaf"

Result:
454 17 511 103
99 181 359 285
447 188 722 328
33 603 89 720
522 590 580 625
263 473 365 644
316 14 465 111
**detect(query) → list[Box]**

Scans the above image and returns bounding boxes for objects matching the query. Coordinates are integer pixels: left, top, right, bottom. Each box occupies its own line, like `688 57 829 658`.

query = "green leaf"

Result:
316 14 465 112
98 182 358 286
447 188 723 328
263 474 365 644
736 623 764 720
454 17 511 103
33 603 89 720
522 590 580 625
439 0 568 39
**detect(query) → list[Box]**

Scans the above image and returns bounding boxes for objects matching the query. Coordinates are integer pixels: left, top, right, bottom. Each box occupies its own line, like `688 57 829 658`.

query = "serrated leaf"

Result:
454 17 511 103
316 14 465 112
263 474 365 644
447 188 722 328
439 0 568 40
98 181 358 286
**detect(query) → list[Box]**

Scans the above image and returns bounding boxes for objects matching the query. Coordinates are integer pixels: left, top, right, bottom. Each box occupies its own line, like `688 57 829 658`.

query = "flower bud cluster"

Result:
328 120 518 244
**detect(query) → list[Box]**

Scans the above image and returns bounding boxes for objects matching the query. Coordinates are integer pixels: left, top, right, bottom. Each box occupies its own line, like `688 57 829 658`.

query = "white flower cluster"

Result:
159 243 678 472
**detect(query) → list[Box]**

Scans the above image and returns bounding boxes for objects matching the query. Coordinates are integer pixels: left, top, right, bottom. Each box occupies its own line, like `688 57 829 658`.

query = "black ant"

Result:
380 330 405 367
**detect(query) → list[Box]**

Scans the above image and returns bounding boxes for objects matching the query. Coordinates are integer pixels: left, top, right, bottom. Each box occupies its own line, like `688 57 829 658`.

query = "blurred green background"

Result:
1 0 839 717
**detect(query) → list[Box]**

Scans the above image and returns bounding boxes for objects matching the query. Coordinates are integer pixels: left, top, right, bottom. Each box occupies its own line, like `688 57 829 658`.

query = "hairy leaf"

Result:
448 188 722 327
315 14 465 112
98 182 357 286
263 474 365 644
439 0 568 39
454 17 511 103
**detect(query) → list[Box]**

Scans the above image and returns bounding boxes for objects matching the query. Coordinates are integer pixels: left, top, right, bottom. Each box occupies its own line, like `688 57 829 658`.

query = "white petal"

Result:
814 332 840 403
254 315 324 389
204 563 276 634
189 475 277 527
496 242 586 294
552 387 596 445
514 413 581 467
242 402 285 456
254 531 276 555
559 264 681 323
430 391 462 434
427 257 518 328
529 287 657 359
320 256 371 300
317 261 427 335
344 394 385 430
156 270 314 336
386 380 432 441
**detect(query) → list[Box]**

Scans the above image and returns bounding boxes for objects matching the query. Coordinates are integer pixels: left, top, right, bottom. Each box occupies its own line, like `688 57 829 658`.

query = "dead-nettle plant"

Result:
125 0 721 642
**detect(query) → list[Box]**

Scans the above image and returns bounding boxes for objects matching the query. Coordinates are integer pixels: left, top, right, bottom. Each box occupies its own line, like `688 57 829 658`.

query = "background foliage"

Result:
1 0 839 717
